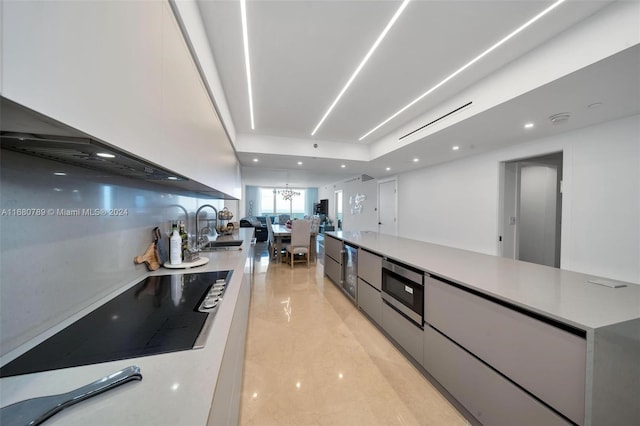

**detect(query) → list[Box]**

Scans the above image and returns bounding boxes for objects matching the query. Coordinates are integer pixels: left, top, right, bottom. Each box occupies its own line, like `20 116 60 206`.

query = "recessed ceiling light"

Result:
297 161 303 165
96 152 115 158
167 176 179 181
413 158 419 162
240 0 255 130
524 123 534 129
253 158 259 162
359 0 567 141
53 172 67 176
53 188 63 192
341 164 346 168
386 167 391 171
452 146 460 151
311 0 411 136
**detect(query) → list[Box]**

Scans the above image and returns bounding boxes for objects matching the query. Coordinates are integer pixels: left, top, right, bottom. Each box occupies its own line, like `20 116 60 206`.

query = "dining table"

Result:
271 223 317 264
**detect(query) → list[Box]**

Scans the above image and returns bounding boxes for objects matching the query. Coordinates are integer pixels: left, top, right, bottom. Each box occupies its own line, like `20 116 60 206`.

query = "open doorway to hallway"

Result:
334 190 343 230
500 152 563 268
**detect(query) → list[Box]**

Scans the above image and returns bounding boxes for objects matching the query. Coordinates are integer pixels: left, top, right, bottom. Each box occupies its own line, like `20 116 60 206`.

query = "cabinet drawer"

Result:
425 277 586 425
357 278 381 325
324 255 342 286
381 302 423 363
423 325 570 426
357 249 382 290
324 235 343 262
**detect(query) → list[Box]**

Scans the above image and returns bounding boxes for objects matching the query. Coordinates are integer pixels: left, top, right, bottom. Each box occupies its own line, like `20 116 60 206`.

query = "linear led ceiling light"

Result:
311 0 411 136
241 0 255 130
359 0 566 141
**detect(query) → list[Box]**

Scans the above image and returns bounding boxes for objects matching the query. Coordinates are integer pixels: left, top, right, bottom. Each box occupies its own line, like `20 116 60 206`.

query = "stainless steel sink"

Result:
199 240 243 251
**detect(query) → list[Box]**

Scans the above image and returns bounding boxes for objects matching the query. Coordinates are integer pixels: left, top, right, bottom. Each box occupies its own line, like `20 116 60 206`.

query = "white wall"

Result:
319 177 380 232
562 116 639 282
332 115 639 284
397 115 639 283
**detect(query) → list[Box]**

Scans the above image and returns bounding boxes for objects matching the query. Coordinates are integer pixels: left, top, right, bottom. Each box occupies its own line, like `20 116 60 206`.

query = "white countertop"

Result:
0 228 254 425
328 231 640 331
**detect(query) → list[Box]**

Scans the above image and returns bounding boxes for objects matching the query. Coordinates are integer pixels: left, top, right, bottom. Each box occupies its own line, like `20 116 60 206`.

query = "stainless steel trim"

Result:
381 259 424 285
381 292 423 326
194 271 233 349
193 313 214 349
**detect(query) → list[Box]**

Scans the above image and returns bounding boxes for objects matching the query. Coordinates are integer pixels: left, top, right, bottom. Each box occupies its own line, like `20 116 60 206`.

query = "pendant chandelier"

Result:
278 184 300 201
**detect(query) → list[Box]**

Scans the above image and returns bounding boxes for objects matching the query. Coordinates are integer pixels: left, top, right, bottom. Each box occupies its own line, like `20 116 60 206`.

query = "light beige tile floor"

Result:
239 250 468 426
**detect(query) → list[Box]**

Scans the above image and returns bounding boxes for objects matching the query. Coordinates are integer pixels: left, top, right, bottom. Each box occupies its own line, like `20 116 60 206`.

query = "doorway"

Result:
378 178 397 236
334 190 343 230
500 152 563 268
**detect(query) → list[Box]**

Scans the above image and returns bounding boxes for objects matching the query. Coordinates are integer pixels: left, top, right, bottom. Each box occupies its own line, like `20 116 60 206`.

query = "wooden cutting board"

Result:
134 242 160 271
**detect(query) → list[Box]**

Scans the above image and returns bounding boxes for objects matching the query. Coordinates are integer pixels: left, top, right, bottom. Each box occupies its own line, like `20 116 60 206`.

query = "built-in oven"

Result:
381 259 426 327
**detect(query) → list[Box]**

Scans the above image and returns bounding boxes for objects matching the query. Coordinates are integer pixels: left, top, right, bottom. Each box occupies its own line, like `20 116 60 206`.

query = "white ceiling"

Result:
197 0 638 187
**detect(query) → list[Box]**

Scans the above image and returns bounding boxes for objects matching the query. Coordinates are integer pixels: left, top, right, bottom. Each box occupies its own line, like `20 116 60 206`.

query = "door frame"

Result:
377 177 398 236
498 152 563 267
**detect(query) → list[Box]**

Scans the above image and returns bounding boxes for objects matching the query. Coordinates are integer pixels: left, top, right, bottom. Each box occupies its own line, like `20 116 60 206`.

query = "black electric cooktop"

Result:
0 270 232 378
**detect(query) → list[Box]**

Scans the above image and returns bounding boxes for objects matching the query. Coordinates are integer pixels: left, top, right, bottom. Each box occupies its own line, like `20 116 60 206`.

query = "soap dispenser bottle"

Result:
170 224 182 265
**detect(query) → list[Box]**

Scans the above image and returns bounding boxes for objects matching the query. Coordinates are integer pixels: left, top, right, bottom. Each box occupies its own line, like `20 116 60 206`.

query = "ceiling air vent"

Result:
549 112 570 125
400 101 472 141
344 174 375 183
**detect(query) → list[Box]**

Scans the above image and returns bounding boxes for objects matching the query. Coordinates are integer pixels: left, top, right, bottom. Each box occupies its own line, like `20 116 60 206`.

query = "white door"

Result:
378 178 397 236
518 164 559 267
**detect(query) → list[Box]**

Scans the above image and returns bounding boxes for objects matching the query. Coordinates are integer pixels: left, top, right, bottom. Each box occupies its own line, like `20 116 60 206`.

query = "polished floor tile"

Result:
240 244 467 426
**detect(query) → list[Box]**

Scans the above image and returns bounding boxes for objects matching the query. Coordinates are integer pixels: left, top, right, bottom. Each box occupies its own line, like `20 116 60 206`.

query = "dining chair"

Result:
310 215 321 234
284 219 312 268
266 216 277 261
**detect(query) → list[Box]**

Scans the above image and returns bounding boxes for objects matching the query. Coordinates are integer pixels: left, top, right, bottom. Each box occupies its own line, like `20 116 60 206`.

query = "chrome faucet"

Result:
195 204 218 247
168 204 189 234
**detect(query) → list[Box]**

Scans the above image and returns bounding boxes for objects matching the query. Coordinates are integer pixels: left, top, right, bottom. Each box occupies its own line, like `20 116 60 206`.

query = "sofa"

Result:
239 216 268 242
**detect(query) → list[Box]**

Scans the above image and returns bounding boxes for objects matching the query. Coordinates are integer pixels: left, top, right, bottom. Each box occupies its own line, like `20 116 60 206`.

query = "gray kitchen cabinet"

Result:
324 235 343 263
357 278 382 325
2 1 241 197
324 235 343 286
425 276 586 425
357 248 382 290
423 325 570 426
381 302 423 363
325 255 342 286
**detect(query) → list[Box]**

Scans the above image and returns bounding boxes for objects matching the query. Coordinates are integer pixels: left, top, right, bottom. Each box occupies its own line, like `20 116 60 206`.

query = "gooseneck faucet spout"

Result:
168 204 189 235
195 204 218 247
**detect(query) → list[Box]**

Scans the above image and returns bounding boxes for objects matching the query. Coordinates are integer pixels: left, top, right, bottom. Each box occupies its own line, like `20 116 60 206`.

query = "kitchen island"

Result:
0 228 254 426
326 230 639 426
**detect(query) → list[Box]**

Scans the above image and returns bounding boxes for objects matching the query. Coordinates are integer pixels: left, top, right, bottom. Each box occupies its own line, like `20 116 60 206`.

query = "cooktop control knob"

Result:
203 297 218 309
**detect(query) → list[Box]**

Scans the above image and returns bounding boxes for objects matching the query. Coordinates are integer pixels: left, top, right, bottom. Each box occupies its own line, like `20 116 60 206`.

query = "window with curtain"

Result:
259 187 307 216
